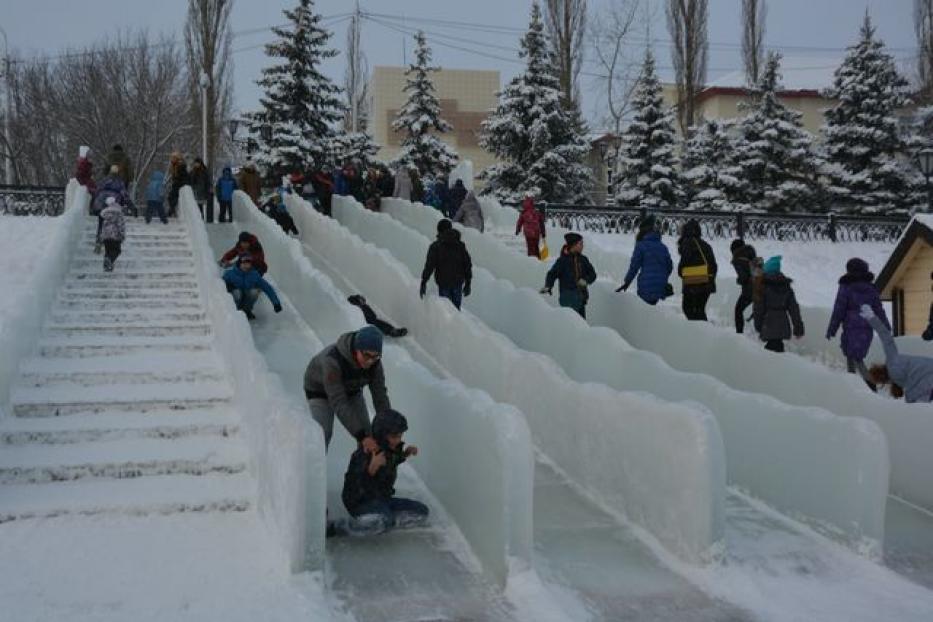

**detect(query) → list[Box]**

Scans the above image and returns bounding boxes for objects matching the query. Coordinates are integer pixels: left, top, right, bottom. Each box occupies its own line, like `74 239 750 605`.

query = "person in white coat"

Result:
392 168 412 201
452 191 484 233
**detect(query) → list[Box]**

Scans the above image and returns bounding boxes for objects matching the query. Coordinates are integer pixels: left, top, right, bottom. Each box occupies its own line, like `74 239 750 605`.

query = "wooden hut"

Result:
876 216 933 336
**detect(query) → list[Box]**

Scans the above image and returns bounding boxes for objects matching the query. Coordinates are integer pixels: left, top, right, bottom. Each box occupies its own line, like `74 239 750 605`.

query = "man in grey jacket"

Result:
863 305 933 403
304 325 390 451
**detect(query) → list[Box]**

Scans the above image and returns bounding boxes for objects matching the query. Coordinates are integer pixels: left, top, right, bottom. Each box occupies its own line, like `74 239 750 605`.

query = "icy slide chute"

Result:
372 197 891 550
290 194 727 563
0 180 89 416
231 191 533 584
478 197 931 515
182 188 327 572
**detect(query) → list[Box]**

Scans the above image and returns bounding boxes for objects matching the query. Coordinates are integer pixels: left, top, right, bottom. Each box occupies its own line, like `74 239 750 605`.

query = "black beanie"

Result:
564 232 582 246
437 219 452 233
730 239 744 252
238 231 252 243
372 409 409 439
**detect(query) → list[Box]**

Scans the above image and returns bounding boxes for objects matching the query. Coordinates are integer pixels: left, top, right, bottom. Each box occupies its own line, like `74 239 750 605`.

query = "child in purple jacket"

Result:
826 258 890 389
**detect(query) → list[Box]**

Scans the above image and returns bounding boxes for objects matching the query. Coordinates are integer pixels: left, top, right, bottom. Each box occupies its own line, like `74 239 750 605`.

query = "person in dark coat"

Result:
106 144 133 187
304 326 391 450
331 409 427 537
419 218 473 310
75 146 96 195
826 258 890 385
222 254 282 320
410 169 425 204
144 170 168 225
542 232 597 318
347 295 408 337
730 239 758 333
166 153 189 218
617 220 673 305
447 179 467 218
237 162 262 206
310 168 335 216
754 256 804 353
215 166 238 223
189 157 211 219
677 219 717 321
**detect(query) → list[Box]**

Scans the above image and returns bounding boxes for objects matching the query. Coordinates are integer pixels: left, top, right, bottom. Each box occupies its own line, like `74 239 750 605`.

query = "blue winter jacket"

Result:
623 232 673 304
215 167 238 202
222 266 282 308
145 171 165 203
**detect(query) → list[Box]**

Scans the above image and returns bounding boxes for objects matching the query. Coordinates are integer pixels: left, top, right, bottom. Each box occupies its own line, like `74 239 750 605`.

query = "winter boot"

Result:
243 309 256 321
347 295 365 307
94 242 102 254
103 257 113 272
391 327 408 337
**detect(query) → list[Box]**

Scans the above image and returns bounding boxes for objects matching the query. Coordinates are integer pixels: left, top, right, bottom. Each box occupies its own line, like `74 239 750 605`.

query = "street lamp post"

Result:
199 72 213 223
917 148 933 214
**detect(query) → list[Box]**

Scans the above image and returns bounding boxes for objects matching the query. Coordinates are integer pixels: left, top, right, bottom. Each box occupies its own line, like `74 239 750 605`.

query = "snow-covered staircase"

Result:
0 216 254 523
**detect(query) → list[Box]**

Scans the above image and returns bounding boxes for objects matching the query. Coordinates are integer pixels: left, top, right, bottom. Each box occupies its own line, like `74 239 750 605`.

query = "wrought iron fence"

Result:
0 184 67 216
505 203 910 243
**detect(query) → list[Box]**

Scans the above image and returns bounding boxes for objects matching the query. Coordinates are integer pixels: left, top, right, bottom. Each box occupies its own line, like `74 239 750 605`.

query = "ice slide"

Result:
383 196 933 519
228 194 759 620
337 195 888 554
281 193 933 619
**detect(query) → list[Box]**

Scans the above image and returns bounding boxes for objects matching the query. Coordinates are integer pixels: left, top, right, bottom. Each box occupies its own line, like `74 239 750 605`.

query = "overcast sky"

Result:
0 0 916 128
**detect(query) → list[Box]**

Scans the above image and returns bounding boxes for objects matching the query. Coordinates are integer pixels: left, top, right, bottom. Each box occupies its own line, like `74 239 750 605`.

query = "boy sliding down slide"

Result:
328 409 428 537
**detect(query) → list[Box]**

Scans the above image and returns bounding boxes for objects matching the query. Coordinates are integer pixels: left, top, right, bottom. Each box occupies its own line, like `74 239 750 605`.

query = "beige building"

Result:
876 217 933 336
369 66 500 180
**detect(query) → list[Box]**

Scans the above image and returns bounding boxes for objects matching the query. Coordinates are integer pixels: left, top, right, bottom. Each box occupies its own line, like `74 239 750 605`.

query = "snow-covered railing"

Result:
0 179 88 416
181 188 326 573
478 196 933 517
233 191 533 584
317 195 727 564
0 184 68 216
379 197 892 553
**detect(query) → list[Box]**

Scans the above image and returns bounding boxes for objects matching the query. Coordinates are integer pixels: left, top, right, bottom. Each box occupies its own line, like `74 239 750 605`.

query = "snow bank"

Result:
0 180 88 417
230 192 533 584
310 196 727 563
430 198 932 517
377 197 891 550
181 188 326 573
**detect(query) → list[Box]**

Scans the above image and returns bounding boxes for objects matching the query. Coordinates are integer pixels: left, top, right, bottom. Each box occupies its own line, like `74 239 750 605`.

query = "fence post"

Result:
737 212 745 239
828 214 837 243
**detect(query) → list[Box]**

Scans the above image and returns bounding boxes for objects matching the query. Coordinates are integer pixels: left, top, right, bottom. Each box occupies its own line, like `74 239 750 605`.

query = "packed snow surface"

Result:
0 216 60 333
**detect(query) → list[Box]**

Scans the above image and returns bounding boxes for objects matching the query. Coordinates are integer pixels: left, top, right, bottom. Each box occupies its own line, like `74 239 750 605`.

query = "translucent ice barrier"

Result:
230 192 533 584
183 188 326 572
289 194 726 563
0 180 88 416
474 198 933 516
365 196 891 551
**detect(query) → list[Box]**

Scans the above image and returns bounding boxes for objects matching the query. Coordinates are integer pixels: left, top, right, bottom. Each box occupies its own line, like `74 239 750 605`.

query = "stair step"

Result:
49 310 207 325
37 335 213 358
44 323 211 339
11 381 232 417
82 234 190 243
0 410 238 445
59 288 201 300
79 238 191 247
0 437 248 484
61 279 199 290
19 368 227 388
71 260 195 271
74 249 194 259
54 298 203 311
0 473 254 523
68 271 198 282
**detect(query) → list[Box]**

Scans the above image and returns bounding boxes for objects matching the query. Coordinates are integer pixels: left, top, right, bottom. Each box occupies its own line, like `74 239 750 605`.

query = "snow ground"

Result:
0 215 61 333
583 232 894 310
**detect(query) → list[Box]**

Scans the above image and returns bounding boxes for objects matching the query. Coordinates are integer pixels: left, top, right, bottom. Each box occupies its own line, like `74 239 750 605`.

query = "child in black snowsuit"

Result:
330 410 428 537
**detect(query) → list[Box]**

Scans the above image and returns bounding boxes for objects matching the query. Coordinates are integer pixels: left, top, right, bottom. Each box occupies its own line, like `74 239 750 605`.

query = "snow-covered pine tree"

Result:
614 49 681 209
479 2 592 203
390 31 458 179
821 13 915 214
246 0 344 176
731 52 821 213
330 131 380 169
682 119 744 211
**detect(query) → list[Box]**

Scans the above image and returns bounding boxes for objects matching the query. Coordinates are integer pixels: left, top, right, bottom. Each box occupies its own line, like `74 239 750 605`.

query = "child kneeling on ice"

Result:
331 409 428 537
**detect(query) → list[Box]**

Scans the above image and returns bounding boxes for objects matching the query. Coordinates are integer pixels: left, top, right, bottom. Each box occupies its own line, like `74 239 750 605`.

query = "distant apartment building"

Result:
369 66 501 181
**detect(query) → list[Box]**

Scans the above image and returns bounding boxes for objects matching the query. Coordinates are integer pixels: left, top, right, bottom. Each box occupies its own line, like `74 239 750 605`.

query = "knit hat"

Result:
238 231 253 243
564 232 583 246
730 239 744 252
763 256 782 275
79 146 90 159
372 409 408 440
353 325 383 354
437 218 452 233
638 213 657 233
846 258 869 274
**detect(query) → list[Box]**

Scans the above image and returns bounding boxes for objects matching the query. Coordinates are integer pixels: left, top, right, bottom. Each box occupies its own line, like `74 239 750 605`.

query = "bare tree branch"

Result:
917 0 933 103
545 0 588 114
742 0 766 87
666 0 709 134
589 0 641 134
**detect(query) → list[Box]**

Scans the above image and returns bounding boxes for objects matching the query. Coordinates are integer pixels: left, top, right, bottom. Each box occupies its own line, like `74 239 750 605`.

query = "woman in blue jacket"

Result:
616 220 673 305
222 254 283 320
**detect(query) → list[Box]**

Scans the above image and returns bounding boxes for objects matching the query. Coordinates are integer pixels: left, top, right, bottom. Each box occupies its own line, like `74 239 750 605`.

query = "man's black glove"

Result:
463 282 471 297
273 303 283 313
419 281 427 299
615 282 629 293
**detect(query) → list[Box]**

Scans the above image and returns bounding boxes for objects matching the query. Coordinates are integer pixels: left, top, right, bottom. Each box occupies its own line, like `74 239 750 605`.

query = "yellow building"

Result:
369 66 500 180
662 57 840 134
876 217 933 336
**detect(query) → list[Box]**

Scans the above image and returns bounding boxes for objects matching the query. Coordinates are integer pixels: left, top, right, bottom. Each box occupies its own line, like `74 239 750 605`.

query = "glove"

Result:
577 279 588 288
463 282 471 297
218 259 227 268
273 303 283 313
419 281 427 299
859 304 875 321
539 287 552 295
615 282 629 293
